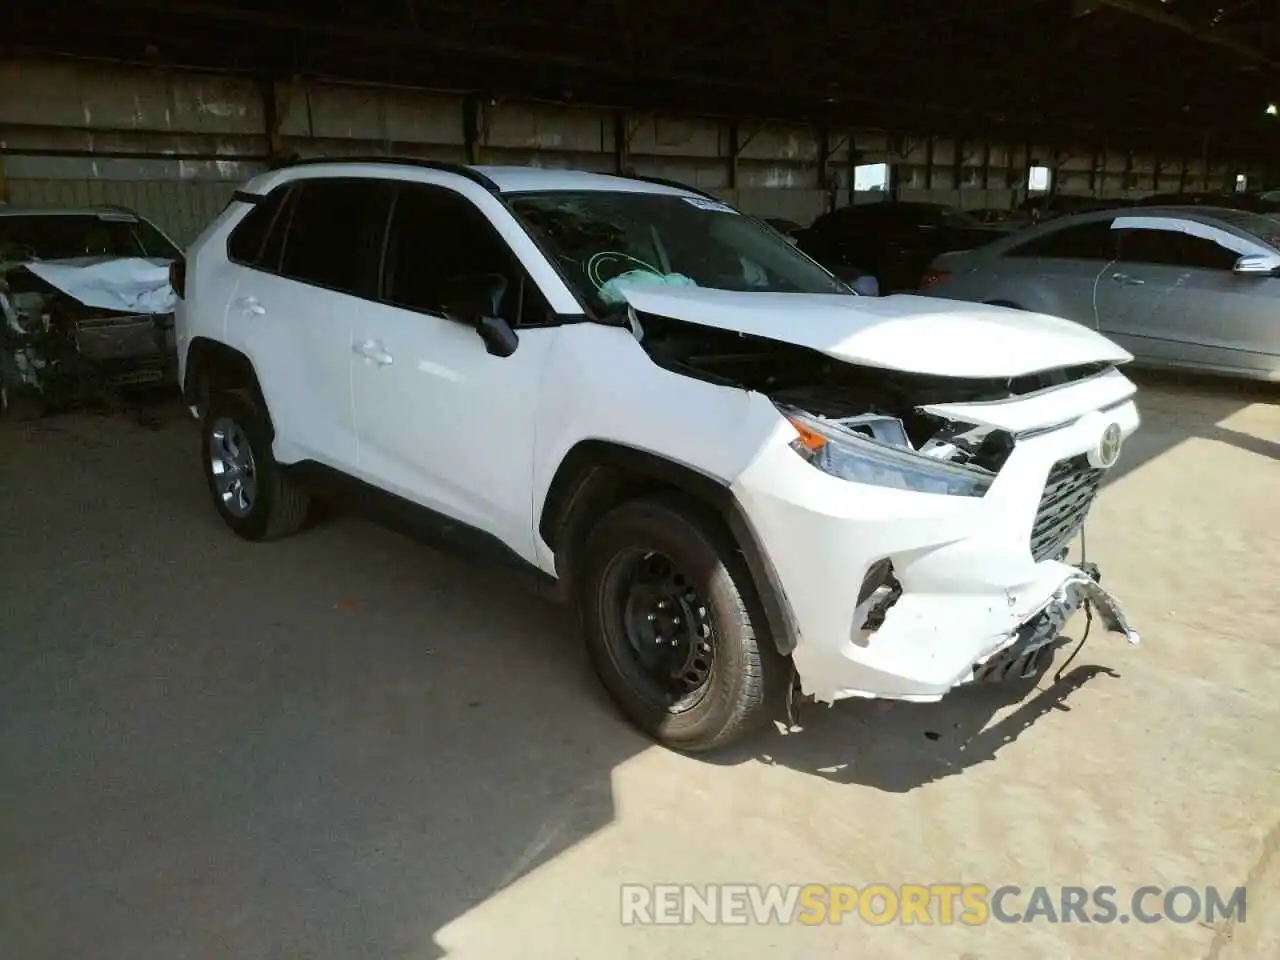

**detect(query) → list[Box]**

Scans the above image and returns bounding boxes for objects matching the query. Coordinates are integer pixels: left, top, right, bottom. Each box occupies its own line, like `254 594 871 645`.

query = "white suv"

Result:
175 159 1141 752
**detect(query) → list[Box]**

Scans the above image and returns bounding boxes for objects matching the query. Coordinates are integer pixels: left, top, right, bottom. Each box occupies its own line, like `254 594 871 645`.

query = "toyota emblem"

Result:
1094 422 1123 469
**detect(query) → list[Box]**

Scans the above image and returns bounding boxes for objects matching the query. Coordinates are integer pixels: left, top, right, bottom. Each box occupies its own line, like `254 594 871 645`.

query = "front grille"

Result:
1029 455 1104 561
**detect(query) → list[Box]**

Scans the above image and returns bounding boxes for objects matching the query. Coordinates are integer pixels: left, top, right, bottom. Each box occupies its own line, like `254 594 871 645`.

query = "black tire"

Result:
201 389 310 541
577 495 789 752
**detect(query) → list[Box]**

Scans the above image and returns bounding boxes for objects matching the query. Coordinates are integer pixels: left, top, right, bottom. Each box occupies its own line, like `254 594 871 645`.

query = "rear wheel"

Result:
578 496 788 752
201 389 310 541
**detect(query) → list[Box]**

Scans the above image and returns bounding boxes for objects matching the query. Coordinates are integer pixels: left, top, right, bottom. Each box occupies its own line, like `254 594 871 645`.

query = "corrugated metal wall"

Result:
0 61 265 245
0 58 1265 245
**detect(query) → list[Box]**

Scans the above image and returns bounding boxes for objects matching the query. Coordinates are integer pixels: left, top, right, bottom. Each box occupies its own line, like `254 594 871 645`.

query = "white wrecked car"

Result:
176 160 1140 751
0 205 181 418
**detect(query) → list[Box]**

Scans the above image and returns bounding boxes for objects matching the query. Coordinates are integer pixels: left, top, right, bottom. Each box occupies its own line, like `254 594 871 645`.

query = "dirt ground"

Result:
1 374 1277 959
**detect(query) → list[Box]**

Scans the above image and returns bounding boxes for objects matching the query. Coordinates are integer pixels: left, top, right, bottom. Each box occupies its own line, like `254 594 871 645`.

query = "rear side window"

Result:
1006 220 1116 260
278 178 393 298
226 188 290 266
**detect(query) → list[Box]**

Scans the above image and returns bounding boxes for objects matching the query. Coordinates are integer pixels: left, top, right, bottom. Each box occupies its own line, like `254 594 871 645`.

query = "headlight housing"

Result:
779 405 995 497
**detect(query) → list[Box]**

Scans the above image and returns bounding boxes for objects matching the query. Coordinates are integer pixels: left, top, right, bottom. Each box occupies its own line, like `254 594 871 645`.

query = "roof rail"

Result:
624 174 723 202
280 156 500 193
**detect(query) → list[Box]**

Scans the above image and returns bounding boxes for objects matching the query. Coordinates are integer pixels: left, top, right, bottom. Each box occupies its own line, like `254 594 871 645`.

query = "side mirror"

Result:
475 315 519 358
1232 253 1280 276
440 272 520 357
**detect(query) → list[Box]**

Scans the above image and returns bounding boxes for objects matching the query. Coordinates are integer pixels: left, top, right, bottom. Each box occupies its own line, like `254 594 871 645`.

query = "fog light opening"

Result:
855 559 902 631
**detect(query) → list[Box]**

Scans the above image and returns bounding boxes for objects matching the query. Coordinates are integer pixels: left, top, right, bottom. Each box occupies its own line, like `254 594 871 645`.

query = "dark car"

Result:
1017 194 1121 223
1134 191 1280 214
794 201 1007 293
762 216 806 239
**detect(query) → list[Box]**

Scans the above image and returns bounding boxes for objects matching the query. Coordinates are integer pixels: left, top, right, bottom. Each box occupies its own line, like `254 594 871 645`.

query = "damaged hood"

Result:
21 256 177 315
615 285 1132 378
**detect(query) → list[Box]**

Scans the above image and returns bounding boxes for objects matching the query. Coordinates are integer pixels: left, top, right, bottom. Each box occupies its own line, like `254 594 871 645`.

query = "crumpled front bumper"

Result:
732 378 1143 705
966 561 1140 684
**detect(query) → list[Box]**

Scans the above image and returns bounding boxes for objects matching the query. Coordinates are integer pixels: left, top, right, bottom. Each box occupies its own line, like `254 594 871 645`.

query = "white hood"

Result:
614 286 1132 378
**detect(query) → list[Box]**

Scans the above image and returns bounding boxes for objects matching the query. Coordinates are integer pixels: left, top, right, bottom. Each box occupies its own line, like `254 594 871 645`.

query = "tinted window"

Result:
383 184 547 326
278 179 392 297
226 188 290 266
1006 220 1116 260
1115 228 1238 270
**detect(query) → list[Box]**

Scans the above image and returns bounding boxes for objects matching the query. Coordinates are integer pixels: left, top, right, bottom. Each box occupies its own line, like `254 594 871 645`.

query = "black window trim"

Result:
225 183 294 270
258 184 297 275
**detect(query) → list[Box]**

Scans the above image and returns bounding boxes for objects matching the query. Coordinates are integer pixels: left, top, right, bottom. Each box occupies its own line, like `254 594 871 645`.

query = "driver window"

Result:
1115 227 1238 270
381 184 547 326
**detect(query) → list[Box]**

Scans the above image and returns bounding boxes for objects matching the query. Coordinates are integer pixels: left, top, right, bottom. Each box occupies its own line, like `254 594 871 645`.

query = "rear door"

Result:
993 218 1116 324
1103 220 1279 374
225 177 392 470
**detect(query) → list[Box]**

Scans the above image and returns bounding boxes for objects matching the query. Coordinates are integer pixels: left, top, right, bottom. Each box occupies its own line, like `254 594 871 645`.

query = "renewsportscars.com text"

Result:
620 883 1247 926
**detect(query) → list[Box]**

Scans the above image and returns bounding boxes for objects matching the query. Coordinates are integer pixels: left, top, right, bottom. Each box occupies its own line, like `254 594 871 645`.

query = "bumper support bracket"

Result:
970 563 1140 684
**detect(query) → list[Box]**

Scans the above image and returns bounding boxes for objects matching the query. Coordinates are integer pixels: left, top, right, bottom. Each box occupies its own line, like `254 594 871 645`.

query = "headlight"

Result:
779 406 995 497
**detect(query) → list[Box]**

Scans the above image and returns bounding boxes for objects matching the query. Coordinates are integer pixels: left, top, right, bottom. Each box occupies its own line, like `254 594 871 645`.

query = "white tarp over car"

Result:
23 256 178 315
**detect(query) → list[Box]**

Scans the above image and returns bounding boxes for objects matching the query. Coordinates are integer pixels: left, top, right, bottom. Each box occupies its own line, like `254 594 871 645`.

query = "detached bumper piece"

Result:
971 563 1140 684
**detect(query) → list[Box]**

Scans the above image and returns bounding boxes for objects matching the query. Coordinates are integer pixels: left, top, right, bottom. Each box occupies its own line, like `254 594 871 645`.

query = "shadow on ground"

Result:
1103 369 1278 486
708 653 1120 792
0 406 643 959
0 369 1269 956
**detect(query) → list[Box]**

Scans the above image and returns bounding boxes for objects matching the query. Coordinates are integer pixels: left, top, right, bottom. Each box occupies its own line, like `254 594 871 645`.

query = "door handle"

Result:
233 296 266 316
1111 273 1145 286
353 339 394 366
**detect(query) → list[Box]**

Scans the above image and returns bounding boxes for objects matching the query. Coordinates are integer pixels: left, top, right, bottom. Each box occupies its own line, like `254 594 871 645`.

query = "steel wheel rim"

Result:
209 417 258 518
604 548 717 711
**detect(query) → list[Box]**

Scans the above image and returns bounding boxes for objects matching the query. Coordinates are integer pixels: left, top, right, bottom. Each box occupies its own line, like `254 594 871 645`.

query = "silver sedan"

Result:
920 206 1280 381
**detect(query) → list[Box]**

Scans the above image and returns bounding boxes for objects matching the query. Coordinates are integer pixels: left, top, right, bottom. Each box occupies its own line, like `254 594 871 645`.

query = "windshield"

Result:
0 214 181 262
1214 210 1280 249
507 190 850 312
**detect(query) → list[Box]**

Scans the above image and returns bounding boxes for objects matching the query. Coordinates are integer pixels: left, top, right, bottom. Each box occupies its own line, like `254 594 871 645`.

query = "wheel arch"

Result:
183 337 268 414
538 439 800 656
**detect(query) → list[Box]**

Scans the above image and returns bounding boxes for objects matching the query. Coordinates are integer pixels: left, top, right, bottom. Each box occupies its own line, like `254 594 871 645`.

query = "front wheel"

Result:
577 496 789 752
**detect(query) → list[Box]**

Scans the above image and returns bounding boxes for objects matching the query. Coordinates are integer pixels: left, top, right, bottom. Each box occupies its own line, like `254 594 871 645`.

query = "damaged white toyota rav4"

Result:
176 159 1141 752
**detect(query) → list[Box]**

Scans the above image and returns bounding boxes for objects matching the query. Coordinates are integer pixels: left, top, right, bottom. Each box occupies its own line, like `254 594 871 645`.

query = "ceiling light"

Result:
1267 103 1278 116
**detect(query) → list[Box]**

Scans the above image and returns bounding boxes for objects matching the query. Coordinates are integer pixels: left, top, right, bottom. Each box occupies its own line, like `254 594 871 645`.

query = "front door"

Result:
350 182 556 564
1121 226 1279 377
1094 225 1187 364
